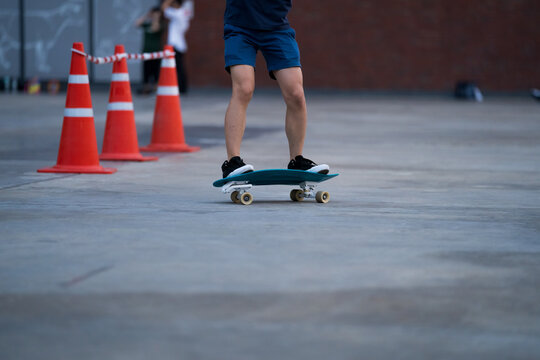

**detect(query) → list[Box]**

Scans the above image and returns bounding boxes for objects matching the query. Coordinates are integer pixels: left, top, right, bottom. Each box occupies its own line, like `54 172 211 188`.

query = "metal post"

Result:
19 0 25 91
88 0 95 83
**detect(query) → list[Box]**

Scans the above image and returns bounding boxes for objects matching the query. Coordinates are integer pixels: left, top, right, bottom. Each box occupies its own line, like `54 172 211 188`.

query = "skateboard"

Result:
213 169 339 205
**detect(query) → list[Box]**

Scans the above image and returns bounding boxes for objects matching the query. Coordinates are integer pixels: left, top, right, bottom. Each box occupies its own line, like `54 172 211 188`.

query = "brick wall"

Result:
185 0 540 91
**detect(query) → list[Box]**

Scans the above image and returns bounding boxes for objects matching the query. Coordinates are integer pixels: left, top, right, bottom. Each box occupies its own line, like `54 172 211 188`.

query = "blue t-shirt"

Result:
225 0 292 30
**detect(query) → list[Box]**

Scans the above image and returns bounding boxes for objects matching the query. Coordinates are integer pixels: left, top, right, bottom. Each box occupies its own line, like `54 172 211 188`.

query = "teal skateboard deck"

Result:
213 169 339 205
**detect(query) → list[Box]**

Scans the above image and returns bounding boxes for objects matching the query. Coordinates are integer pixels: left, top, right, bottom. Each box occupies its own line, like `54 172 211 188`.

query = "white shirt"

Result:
164 1 193 53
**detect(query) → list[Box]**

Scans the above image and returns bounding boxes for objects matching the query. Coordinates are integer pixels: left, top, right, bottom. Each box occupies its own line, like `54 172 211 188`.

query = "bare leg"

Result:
224 65 255 160
274 67 307 159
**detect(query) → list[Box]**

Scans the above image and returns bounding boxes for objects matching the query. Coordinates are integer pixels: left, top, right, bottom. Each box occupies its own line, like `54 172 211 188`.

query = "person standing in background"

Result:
161 0 193 94
135 6 164 94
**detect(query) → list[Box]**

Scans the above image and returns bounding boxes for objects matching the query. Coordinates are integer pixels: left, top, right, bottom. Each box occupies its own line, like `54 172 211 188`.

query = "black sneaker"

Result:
288 155 329 174
222 156 254 178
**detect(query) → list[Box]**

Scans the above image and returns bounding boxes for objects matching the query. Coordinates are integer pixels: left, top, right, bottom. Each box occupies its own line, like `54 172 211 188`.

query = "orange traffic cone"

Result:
100 44 158 162
140 45 199 152
38 42 116 174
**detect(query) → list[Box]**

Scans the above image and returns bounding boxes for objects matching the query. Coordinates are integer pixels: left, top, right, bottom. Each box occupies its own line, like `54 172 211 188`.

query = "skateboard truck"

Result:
222 181 252 194
222 181 254 205
299 181 317 198
289 181 329 203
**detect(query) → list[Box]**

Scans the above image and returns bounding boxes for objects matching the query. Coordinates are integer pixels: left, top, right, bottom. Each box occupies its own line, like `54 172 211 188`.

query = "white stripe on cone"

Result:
111 73 130 82
107 102 134 111
157 86 179 96
161 58 175 68
64 108 94 117
68 75 89 84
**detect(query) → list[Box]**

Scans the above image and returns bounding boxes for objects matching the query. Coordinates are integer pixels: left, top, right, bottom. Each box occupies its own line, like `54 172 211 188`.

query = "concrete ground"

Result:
0 89 539 359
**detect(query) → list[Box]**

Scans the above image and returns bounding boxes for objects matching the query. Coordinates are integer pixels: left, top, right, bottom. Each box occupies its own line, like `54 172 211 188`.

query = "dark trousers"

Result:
143 59 161 85
174 50 188 94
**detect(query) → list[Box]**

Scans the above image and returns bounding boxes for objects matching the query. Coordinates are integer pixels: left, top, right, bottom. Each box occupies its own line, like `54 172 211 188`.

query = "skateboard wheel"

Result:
290 189 304 202
230 191 241 204
315 191 330 203
240 192 253 205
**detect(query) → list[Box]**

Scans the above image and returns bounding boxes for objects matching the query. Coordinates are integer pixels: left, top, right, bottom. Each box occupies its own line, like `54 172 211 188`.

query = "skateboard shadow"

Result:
209 199 333 206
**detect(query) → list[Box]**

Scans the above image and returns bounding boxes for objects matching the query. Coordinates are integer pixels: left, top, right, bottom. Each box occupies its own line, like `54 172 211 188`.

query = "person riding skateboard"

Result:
221 0 330 178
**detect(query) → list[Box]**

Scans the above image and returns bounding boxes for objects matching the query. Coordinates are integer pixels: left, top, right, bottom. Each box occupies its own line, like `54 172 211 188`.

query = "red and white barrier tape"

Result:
71 48 175 64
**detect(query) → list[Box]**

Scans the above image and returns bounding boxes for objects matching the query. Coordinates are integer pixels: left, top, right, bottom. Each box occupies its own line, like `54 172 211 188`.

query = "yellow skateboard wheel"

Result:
290 189 304 202
315 191 330 203
240 192 253 205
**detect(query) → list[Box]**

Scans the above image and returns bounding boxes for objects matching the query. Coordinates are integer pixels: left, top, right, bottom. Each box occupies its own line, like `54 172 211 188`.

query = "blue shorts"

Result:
224 23 301 80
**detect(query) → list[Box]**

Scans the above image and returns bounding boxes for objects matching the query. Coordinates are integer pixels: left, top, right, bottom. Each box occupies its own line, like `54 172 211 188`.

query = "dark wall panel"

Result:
23 0 88 79
93 0 146 83
0 0 20 78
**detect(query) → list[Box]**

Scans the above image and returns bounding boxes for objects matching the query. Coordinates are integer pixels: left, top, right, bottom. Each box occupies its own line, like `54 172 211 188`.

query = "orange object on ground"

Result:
140 45 199 153
100 44 158 162
38 42 116 174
